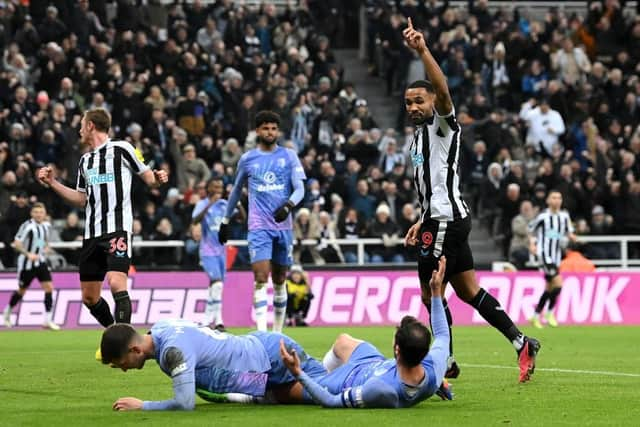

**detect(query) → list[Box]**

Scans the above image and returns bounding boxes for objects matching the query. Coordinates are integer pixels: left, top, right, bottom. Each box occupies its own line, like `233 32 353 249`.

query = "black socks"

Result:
112 290 132 324
44 292 53 312
9 291 22 308
87 297 115 327
547 287 562 311
470 288 522 343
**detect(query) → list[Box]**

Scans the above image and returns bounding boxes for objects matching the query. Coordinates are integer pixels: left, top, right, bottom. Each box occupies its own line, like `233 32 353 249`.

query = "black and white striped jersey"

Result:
528 208 574 266
14 219 50 273
409 107 469 222
76 139 149 239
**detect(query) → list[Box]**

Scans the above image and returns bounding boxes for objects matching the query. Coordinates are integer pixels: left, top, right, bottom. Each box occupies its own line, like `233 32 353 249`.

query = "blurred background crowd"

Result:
0 0 639 270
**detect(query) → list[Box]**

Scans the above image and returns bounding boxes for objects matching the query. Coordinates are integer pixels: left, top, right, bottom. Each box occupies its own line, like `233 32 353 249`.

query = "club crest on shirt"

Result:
263 171 276 184
421 231 433 246
277 158 286 168
411 152 424 167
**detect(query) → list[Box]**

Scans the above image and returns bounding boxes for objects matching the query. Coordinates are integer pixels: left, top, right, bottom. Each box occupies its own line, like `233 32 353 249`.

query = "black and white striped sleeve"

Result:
434 106 459 133
14 221 30 243
117 142 150 175
76 157 86 192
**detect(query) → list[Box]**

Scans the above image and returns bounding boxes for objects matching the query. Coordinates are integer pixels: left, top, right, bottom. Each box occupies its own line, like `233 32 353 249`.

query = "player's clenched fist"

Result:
153 169 169 184
37 166 54 186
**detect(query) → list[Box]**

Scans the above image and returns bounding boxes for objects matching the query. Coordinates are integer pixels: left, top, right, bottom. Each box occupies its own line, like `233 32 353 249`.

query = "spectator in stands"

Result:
585 204 619 260
182 223 201 269
285 264 313 327
150 217 179 266
378 139 404 175
480 162 503 234
499 183 523 258
293 208 322 265
552 38 592 87
337 207 367 264
367 203 403 264
465 140 490 215
316 210 343 263
560 241 596 273
378 180 405 223
171 128 211 192
59 211 83 265
510 200 535 270
351 178 377 222
520 96 566 158
221 138 241 169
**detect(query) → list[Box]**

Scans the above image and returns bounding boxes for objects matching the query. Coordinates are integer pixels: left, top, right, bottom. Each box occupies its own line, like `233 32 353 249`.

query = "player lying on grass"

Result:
100 321 326 410
279 256 451 408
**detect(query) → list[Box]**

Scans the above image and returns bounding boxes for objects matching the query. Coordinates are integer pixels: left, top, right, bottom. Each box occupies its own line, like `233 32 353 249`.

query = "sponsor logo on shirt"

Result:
86 167 115 185
411 152 424 167
256 171 284 192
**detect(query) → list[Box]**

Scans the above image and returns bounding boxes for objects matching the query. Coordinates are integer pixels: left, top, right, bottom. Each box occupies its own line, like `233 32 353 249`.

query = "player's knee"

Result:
106 271 127 290
82 294 100 306
454 287 476 303
334 333 353 347
18 288 27 296
451 274 480 302
254 272 269 283
332 333 359 360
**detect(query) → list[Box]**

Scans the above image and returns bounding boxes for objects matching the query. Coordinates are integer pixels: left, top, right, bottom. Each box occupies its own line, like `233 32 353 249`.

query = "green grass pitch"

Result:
1 325 639 427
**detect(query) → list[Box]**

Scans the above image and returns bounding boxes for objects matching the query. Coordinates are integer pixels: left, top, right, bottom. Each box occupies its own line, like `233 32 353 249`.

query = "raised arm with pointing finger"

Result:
402 17 453 115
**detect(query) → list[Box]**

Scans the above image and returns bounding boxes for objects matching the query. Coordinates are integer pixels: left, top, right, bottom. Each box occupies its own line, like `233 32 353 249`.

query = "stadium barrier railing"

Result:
2 235 639 268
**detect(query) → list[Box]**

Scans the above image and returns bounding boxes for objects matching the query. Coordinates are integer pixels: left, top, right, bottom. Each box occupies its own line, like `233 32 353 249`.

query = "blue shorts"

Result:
201 256 226 281
313 342 385 395
251 331 326 388
247 229 293 266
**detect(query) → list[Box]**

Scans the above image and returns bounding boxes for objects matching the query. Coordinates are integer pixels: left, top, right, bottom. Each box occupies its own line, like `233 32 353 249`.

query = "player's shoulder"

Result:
79 150 92 162
108 139 133 149
240 148 258 159
360 379 399 408
281 146 298 156
194 198 209 209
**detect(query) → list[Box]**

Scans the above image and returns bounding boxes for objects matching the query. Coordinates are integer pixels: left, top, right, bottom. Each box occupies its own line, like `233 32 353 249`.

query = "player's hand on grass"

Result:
429 256 446 297
37 166 54 187
279 339 302 377
218 220 229 244
113 397 143 411
274 200 295 223
402 17 427 53
404 221 421 247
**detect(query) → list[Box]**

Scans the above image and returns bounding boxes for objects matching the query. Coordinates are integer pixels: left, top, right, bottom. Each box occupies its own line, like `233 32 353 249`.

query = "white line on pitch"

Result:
461 363 640 378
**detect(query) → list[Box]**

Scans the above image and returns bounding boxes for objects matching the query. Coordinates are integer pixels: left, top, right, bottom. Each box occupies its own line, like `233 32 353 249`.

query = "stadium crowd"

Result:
0 0 639 269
